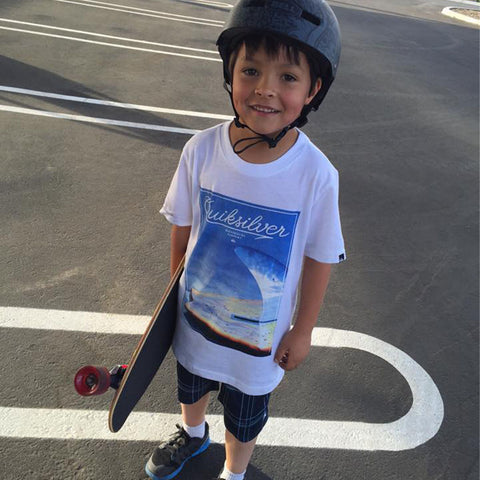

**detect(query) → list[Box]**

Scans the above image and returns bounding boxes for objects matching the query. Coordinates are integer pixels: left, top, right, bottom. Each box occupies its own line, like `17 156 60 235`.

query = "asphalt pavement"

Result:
0 1 478 479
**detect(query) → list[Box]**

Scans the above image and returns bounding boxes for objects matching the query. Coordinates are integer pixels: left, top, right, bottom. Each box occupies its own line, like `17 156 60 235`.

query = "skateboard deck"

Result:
74 257 184 433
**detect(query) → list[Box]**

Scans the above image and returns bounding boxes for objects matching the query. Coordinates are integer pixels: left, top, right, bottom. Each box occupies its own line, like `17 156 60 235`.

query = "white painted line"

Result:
0 18 218 55
189 0 233 9
0 86 233 121
442 6 480 25
449 0 480 6
311 328 444 451
73 0 225 22
55 0 224 27
60 0 225 23
0 105 200 135
0 306 150 334
0 307 444 451
0 403 437 450
0 26 222 61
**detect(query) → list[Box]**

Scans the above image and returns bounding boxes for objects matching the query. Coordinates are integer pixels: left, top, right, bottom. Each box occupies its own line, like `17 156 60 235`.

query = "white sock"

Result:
183 420 205 439
220 464 246 480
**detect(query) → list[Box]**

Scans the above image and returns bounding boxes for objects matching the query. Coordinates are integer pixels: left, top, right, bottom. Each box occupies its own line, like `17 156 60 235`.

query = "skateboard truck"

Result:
74 364 128 396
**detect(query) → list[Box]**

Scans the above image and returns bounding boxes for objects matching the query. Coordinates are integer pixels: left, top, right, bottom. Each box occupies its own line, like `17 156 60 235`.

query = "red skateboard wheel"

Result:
74 365 111 396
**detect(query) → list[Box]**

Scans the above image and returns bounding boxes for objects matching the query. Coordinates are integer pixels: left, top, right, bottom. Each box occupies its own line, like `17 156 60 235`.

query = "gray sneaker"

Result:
145 423 210 480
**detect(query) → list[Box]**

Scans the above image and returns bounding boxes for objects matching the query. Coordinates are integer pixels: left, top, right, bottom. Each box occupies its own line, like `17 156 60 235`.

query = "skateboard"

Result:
74 257 185 432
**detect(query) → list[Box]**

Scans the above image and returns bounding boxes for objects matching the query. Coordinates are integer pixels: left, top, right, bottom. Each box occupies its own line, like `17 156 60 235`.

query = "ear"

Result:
305 78 322 105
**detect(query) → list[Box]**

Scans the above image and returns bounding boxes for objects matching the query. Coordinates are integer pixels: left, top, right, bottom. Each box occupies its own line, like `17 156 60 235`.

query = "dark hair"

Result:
227 33 328 95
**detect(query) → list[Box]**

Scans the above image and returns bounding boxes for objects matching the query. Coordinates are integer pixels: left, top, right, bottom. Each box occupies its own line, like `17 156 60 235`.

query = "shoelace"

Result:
163 424 188 456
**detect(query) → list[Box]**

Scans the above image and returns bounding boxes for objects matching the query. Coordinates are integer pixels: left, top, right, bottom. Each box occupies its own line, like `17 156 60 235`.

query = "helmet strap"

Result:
232 116 290 154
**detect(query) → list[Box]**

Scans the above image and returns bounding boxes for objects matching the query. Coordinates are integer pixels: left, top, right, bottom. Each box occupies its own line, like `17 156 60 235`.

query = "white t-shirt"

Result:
160 121 345 395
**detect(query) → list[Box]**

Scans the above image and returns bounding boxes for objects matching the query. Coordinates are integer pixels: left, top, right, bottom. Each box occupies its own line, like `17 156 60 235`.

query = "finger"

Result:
278 351 290 370
274 345 288 365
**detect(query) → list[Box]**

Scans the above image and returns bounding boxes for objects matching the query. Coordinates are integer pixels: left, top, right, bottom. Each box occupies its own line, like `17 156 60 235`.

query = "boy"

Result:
146 1 345 479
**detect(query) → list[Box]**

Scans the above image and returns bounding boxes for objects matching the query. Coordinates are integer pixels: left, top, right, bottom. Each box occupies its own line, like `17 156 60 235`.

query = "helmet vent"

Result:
301 10 321 25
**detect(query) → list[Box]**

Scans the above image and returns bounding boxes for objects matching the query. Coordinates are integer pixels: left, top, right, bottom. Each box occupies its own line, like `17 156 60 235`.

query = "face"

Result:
230 43 321 138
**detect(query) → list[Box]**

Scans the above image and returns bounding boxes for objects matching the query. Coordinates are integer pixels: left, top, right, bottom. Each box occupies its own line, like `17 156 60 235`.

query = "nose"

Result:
254 74 275 97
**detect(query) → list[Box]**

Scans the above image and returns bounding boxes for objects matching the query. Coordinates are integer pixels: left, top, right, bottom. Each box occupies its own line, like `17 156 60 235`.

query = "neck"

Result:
229 122 298 164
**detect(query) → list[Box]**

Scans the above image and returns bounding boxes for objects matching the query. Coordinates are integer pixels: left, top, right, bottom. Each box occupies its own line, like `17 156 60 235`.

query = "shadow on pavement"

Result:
0 55 203 148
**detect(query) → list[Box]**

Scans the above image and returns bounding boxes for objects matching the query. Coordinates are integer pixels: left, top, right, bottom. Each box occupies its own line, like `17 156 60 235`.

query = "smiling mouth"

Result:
250 105 279 113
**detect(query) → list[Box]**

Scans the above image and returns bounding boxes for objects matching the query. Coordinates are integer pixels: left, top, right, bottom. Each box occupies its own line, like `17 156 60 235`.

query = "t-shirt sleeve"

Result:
160 144 193 226
305 168 346 264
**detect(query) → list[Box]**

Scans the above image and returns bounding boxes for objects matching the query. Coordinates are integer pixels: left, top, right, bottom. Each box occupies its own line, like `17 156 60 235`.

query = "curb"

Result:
442 6 480 25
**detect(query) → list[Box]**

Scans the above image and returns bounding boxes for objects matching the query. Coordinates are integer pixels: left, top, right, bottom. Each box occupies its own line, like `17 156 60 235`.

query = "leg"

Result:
218 385 271 479
181 391 210 427
177 361 218 429
225 429 257 474
145 364 215 480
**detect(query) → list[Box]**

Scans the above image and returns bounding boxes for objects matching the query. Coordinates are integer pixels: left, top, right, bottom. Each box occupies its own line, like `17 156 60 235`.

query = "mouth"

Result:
250 105 280 114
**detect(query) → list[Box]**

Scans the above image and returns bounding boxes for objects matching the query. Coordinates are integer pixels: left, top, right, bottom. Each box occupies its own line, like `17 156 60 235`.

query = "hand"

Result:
274 327 312 371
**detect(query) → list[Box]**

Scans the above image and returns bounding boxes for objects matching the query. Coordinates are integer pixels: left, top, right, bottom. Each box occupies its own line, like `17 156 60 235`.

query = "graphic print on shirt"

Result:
183 188 299 357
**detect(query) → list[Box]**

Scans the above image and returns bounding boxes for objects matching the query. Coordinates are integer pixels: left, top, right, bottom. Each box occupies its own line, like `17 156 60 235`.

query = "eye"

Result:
282 73 297 82
242 68 258 76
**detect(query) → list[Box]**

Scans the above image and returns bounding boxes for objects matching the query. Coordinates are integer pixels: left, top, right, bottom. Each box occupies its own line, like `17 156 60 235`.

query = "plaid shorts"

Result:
177 362 271 443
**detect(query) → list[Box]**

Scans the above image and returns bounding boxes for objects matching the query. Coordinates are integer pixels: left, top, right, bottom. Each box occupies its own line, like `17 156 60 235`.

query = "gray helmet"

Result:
217 0 341 112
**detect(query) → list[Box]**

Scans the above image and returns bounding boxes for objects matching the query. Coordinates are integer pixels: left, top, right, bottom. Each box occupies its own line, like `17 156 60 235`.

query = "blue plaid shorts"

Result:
177 362 271 443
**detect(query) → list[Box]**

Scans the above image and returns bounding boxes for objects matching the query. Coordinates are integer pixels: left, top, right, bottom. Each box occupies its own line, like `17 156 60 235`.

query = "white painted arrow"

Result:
0 307 444 451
